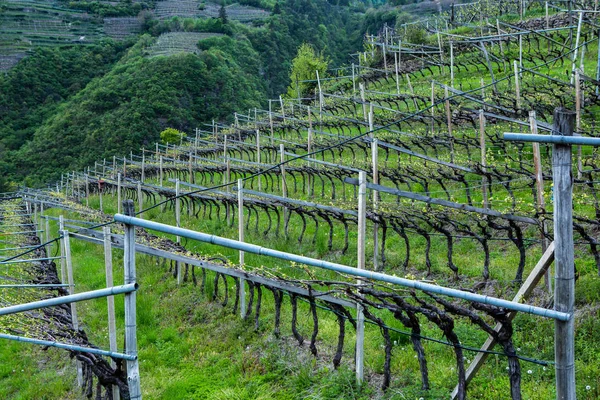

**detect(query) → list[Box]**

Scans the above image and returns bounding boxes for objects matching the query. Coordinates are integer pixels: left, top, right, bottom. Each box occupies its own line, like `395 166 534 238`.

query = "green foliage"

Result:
160 128 186 145
286 43 329 99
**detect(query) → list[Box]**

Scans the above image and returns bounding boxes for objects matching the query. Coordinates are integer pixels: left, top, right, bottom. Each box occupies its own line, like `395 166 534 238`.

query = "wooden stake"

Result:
394 50 400 94
406 74 417 109
117 173 122 214
513 60 521 110
238 179 246 318
371 137 380 271
256 130 262 191
552 108 576 400
352 63 357 97
137 182 143 218
85 174 89 207
359 83 367 121
450 40 454 88
141 150 145 183
445 87 455 162
530 111 551 291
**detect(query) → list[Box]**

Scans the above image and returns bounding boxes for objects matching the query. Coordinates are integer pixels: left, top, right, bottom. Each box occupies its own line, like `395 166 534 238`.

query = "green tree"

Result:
286 43 329 100
160 128 186 144
219 3 228 24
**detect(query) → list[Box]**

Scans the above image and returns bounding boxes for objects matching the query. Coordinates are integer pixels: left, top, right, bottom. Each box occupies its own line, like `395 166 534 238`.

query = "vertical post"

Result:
513 60 521 111
545 2 549 29
279 95 286 123
99 182 103 214
256 130 262 192
280 144 288 235
552 108 576 400
188 151 194 185
307 108 313 198
137 182 143 218
238 179 246 318
359 83 367 121
355 171 366 385
85 174 89 207
141 149 145 183
269 101 274 148
575 69 582 179
394 50 400 95
122 200 141 399
226 158 231 226
352 63 357 97
371 136 379 271
450 40 455 88
383 41 388 75
519 35 523 68
445 87 455 162
59 216 66 283
479 110 489 208
175 179 181 285
497 19 505 57
117 173 122 215
62 229 83 387
571 12 583 82
45 218 50 255
159 156 163 187
103 227 120 400
406 74 417 109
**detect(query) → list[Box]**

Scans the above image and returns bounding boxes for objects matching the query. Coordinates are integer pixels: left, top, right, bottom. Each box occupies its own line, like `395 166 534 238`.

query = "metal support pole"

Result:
175 179 181 285
123 200 141 399
552 108 576 400
62 229 83 387
238 179 246 318
117 173 122 215
103 227 120 400
355 171 366 384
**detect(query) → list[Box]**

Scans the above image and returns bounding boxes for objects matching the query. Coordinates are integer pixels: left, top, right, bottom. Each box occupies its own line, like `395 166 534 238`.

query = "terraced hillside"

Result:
4 1 600 400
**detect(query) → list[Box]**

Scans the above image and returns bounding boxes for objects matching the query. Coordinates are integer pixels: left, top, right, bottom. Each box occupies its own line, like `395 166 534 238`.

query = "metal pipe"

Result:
0 256 63 265
0 283 138 316
0 333 136 360
0 284 70 288
504 133 600 146
113 214 571 321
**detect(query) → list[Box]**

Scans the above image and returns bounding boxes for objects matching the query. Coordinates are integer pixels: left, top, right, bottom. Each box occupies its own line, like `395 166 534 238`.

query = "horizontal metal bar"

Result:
68 230 356 308
0 230 44 235
0 284 71 288
504 133 600 146
344 178 537 225
0 256 63 265
0 245 40 252
0 283 138 316
0 333 136 360
114 214 569 321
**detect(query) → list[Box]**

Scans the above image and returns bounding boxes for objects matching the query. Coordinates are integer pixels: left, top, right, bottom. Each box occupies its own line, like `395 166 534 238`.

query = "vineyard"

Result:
3 0 600 399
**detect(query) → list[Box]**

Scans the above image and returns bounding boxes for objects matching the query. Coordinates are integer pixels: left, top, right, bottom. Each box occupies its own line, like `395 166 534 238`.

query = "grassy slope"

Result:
3 8 600 400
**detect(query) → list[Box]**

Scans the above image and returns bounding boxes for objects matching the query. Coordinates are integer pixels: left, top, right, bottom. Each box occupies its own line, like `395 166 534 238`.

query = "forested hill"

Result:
0 0 372 188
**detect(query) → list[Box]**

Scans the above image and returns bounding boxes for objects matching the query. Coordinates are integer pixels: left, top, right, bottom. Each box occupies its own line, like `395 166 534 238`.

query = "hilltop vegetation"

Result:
0 0 368 188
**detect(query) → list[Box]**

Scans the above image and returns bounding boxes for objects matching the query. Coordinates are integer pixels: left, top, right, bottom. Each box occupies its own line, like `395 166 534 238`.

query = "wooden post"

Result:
255 130 262 191
359 83 367 121
280 144 289 235
571 12 583 82
450 40 455 88
279 95 286 122
575 69 582 179
238 179 246 318
103 227 120 400
159 156 163 187
117 173 122 214
371 137 380 271
513 60 521 110
356 171 366 384
269 101 274 148
530 111 551 291
352 63 357 97
479 110 488 208
137 182 143 218
112 156 116 177
545 2 549 29
445 87 455 162
122 200 141 399
85 174 89 207
188 152 193 185
552 108 576 400
497 19 504 57
226 158 231 226
45 218 50 255
519 34 523 68
59 216 66 283
99 182 103 213
382 41 388 75
394 50 400 94
307 108 313 198
141 150 145 183
175 179 181 285
62 229 83 387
